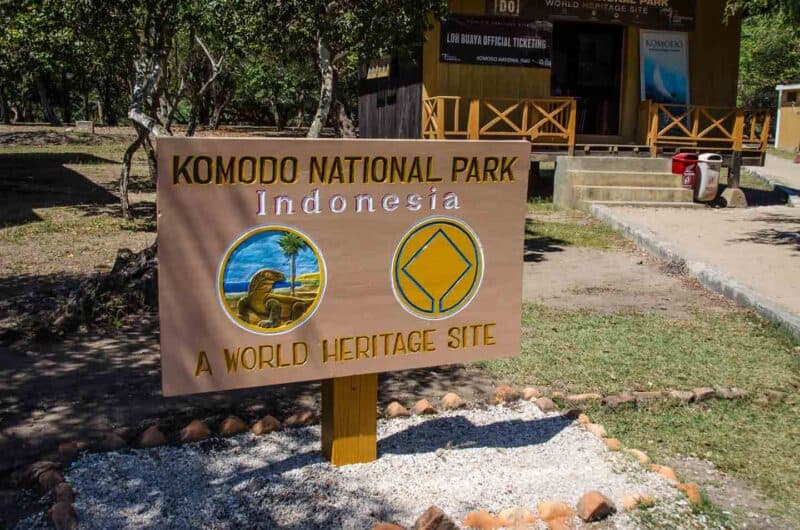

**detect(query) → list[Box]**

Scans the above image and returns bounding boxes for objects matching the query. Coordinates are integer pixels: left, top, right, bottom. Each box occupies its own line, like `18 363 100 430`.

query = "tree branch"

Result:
194 35 226 97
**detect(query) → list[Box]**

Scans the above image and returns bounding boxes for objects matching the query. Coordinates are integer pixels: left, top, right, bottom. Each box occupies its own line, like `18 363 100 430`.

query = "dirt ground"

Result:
0 127 768 527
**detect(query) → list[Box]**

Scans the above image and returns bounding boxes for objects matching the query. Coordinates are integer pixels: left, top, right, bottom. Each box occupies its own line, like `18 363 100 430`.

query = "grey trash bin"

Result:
696 153 723 202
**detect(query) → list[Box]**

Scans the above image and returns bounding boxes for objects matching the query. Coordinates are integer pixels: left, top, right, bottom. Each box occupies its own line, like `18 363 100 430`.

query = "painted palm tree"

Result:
277 232 307 296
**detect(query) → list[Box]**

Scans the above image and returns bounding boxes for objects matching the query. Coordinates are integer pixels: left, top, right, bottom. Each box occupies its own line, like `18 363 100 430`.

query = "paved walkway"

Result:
747 154 800 190
597 205 800 324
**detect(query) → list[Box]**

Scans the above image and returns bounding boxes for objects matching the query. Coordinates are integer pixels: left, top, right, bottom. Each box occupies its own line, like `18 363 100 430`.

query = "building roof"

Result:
776 83 800 91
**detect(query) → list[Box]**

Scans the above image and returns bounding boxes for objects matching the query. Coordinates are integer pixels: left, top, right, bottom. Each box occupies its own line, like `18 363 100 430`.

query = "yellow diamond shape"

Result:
402 229 471 311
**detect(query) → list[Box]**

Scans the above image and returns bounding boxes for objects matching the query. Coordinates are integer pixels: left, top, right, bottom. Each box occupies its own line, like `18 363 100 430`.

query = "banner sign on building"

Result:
639 30 690 104
157 138 528 396
440 15 552 68
486 0 695 31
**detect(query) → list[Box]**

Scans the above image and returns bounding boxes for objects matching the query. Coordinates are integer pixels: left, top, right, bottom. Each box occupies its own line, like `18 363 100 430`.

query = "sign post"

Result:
156 138 529 465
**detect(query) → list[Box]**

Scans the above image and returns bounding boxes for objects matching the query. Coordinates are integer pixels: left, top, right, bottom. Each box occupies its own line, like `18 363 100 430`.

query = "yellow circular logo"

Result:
392 217 483 320
218 225 326 335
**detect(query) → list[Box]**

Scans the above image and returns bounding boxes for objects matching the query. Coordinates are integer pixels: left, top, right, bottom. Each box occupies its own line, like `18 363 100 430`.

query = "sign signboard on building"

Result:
157 138 529 396
486 0 696 30
639 30 690 104
440 15 552 68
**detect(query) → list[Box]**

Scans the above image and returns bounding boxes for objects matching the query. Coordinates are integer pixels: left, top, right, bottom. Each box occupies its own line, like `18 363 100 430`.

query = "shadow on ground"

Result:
0 153 119 227
729 211 800 253
524 218 566 263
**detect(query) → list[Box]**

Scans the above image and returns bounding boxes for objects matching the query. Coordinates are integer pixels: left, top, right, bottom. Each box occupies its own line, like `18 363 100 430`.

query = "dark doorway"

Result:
551 22 623 136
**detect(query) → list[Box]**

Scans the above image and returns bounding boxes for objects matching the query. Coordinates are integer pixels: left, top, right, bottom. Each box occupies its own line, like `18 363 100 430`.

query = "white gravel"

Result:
18 402 718 529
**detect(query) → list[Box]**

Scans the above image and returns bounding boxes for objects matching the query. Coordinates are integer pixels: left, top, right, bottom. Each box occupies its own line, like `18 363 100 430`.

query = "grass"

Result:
478 304 800 521
0 207 146 243
526 203 625 250
768 147 798 161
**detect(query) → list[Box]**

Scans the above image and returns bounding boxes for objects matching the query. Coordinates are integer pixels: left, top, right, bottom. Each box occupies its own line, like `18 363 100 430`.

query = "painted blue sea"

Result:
222 229 319 295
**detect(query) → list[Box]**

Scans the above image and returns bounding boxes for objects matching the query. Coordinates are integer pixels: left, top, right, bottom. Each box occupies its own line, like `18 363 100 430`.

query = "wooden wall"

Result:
777 90 800 151
358 54 423 139
421 0 743 141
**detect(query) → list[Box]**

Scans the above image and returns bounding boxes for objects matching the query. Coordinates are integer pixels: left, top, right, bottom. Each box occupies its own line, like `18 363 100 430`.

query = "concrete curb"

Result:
744 167 800 207
590 204 800 339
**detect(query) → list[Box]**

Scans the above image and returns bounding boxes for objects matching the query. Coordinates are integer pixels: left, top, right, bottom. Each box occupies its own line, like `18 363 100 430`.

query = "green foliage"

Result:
738 10 800 109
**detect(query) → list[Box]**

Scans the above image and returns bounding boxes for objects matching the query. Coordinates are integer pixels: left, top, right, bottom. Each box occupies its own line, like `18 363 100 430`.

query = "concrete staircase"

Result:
553 157 702 210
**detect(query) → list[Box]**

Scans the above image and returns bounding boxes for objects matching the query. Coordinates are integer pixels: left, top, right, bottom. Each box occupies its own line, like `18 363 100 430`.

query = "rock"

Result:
49 501 78 530
498 507 536 528
522 387 542 400
603 438 622 451
625 448 650 465
441 392 466 410
38 469 64 491
565 393 602 404
677 483 702 505
413 505 459 530
534 397 557 413
577 413 590 425
55 482 75 503
691 387 715 402
603 393 635 408
668 390 694 403
100 432 127 451
463 511 501 529
372 524 406 530
180 420 211 443
412 399 437 415
385 401 411 418
650 464 679 483
58 441 78 462
621 494 655 511
284 409 315 427
27 460 61 483
139 426 167 448
494 384 520 403
632 391 664 402
536 500 574 522
585 423 607 437
219 416 248 436
576 491 616 522
251 415 282 434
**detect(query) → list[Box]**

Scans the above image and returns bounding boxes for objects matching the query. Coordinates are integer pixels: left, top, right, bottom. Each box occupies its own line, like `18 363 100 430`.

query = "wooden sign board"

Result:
157 138 528 397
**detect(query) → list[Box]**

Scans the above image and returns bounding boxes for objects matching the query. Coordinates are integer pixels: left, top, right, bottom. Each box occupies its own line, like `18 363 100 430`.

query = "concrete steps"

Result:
554 156 700 210
568 170 683 187
581 200 706 209
574 185 693 203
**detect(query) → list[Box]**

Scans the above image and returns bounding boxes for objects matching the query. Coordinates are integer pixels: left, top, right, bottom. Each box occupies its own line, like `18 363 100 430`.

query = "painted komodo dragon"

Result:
236 269 312 329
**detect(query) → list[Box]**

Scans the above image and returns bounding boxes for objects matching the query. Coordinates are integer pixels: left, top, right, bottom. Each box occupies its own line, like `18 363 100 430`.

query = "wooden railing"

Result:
422 96 577 154
639 101 772 156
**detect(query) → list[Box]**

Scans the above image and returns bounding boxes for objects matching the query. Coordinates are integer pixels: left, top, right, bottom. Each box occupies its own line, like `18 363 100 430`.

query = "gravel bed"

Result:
17 402 717 529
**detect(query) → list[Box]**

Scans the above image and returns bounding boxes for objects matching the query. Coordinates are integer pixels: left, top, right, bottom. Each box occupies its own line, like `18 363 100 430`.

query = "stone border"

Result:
590 203 800 339
19 382 736 529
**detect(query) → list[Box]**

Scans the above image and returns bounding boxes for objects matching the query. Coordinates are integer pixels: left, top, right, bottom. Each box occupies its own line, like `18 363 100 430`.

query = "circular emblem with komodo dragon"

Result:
218 225 326 335
392 216 484 320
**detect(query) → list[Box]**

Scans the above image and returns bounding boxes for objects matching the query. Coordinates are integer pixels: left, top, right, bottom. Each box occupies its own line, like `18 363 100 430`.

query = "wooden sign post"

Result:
156 138 528 466
322 374 378 465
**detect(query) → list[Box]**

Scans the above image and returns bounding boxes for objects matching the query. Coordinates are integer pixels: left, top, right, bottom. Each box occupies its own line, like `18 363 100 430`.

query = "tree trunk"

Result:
333 99 356 138
95 99 105 125
290 254 296 296
209 93 229 130
186 101 198 136
61 71 72 124
269 100 284 131
307 36 334 138
0 86 10 124
119 129 145 219
35 75 60 125
294 89 305 128
82 92 90 121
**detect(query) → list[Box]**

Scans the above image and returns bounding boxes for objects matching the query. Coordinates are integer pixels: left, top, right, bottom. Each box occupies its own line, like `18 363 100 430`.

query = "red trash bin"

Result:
672 153 699 191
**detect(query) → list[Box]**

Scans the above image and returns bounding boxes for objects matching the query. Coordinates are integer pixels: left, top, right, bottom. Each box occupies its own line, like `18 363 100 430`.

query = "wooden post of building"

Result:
649 103 660 158
321 373 378 466
567 100 577 156
435 98 445 140
721 109 748 207
467 98 480 140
